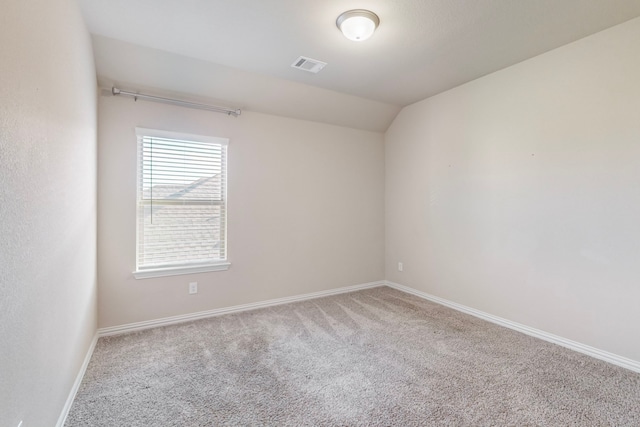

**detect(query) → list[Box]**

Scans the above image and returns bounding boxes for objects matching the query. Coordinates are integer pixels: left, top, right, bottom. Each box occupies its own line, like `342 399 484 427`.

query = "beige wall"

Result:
98 95 385 328
385 17 640 362
0 1 98 426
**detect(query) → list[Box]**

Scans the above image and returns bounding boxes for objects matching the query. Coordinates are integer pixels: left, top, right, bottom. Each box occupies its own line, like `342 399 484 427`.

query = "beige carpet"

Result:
66 286 640 426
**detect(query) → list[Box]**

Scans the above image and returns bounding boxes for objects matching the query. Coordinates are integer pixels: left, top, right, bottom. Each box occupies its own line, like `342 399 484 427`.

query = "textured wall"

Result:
0 0 98 426
97 95 384 328
385 17 640 362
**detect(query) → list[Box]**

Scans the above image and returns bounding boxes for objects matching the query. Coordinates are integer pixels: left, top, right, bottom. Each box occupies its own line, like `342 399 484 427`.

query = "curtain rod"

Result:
111 87 241 117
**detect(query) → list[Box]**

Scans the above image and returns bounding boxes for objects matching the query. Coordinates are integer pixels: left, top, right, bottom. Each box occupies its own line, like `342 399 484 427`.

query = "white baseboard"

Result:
56 333 98 427
55 280 639 425
98 281 386 337
385 281 640 374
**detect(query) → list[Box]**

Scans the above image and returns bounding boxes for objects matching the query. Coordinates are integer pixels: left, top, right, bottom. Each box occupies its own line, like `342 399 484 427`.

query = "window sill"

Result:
133 262 231 279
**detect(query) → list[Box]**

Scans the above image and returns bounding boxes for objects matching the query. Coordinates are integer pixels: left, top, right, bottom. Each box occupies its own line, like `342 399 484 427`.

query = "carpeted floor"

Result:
66 286 640 426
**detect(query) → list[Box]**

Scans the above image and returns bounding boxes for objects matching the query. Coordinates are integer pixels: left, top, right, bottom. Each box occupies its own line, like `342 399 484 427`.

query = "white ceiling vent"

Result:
291 56 327 74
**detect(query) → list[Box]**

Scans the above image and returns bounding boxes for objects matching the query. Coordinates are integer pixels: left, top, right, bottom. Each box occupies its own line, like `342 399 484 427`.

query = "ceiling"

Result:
80 0 640 132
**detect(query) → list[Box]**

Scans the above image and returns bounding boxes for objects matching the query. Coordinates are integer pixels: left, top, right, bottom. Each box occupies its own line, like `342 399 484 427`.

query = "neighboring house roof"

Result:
139 175 225 267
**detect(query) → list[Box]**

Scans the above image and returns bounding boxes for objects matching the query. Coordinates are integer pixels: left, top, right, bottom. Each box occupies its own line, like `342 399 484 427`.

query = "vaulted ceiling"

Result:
80 0 640 131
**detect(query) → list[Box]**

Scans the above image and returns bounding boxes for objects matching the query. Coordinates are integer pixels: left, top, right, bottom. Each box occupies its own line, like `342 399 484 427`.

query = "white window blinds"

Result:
135 128 228 274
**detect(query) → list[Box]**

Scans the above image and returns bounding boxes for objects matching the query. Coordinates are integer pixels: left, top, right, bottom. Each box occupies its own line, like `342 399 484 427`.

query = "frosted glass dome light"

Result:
336 10 380 42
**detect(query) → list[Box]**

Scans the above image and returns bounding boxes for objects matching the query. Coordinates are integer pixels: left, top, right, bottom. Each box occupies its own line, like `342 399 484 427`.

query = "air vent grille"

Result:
291 56 327 74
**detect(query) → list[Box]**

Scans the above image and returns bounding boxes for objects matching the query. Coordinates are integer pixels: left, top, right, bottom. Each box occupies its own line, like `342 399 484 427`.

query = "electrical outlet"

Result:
398 262 403 272
189 282 198 294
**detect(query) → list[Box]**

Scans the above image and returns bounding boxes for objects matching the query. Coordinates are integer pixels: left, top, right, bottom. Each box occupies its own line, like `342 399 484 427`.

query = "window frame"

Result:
133 127 230 279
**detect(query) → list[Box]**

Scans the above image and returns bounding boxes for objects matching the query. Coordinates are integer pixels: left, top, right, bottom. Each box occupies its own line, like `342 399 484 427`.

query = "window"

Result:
133 128 229 278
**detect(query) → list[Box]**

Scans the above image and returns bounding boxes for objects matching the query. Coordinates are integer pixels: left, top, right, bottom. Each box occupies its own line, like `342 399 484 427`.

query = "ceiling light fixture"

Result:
336 9 380 42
